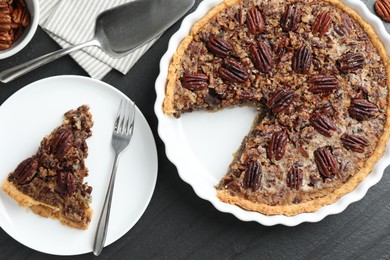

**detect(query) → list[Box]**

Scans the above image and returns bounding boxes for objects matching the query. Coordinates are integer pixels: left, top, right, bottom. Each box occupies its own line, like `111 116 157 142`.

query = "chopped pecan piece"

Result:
12 157 38 185
312 11 331 37
50 129 75 158
309 75 338 94
348 99 378 121
292 45 312 74
219 58 248 83
310 113 336 137
286 166 303 190
181 73 209 91
206 36 233 58
375 0 390 22
267 129 288 161
243 161 262 191
337 53 364 73
281 4 301 32
247 6 265 35
57 172 76 197
314 147 339 178
266 89 294 113
236 9 245 25
340 134 369 153
250 41 273 73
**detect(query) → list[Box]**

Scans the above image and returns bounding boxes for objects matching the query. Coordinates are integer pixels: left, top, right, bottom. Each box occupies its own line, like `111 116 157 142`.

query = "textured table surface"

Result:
1 0 390 259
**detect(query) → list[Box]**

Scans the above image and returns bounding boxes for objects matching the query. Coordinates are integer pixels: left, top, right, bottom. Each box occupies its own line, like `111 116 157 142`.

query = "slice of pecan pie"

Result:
2 105 94 229
163 0 390 215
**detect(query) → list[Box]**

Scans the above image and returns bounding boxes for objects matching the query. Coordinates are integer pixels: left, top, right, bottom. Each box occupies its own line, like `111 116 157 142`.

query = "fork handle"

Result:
93 153 120 256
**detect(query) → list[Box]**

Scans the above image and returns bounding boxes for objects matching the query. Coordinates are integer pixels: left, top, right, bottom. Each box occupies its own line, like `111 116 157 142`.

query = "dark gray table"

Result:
1 1 389 259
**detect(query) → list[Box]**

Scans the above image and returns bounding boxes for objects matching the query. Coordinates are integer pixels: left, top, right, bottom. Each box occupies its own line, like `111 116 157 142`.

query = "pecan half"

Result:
243 161 262 191
375 0 390 22
340 134 369 153
312 12 331 37
11 7 30 27
286 166 303 190
267 129 288 161
266 89 294 113
348 99 378 121
281 4 301 32
314 147 339 178
310 113 336 137
334 14 354 36
247 6 265 35
57 172 76 197
12 157 38 185
219 58 248 83
0 2 11 14
181 73 209 91
50 129 75 158
309 75 338 94
292 45 312 74
250 41 273 73
337 53 364 73
206 36 233 58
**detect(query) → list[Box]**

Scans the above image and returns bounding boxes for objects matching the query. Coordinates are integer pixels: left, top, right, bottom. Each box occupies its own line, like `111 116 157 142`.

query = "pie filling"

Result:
163 0 390 215
2 105 94 229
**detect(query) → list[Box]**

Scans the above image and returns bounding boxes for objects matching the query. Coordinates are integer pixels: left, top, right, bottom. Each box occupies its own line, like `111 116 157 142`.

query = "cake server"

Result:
0 0 195 83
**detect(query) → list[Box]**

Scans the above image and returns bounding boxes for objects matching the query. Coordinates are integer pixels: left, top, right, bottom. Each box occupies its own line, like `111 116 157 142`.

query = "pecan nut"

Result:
266 89 294 113
57 172 76 197
292 45 312 74
314 147 339 178
206 36 233 58
219 58 249 83
247 6 265 35
312 11 331 37
310 113 337 137
0 2 11 14
337 53 364 73
348 98 378 121
375 0 390 22
50 129 75 158
267 129 288 161
11 7 30 27
286 166 303 190
250 41 273 73
281 4 301 32
12 157 38 185
181 73 209 91
334 14 354 36
243 160 262 191
309 75 338 94
340 133 369 153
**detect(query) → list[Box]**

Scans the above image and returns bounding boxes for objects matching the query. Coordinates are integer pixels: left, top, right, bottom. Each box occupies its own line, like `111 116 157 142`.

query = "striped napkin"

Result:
38 0 159 79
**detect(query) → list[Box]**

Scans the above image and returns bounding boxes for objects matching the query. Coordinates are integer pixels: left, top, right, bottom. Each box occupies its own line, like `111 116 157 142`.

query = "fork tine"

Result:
126 101 135 135
114 99 123 133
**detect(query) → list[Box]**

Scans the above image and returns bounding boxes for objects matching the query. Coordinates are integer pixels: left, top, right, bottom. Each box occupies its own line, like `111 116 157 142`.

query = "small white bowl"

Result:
0 0 40 60
154 0 390 226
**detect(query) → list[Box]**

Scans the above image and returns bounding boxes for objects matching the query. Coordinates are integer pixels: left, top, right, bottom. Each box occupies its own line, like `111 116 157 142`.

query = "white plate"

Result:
0 75 158 255
154 0 390 226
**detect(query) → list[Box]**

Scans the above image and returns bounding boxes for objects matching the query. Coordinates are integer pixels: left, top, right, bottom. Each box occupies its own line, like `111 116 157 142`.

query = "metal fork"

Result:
93 99 136 256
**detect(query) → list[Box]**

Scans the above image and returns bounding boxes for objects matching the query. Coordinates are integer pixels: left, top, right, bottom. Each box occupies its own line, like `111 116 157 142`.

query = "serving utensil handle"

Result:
0 39 99 83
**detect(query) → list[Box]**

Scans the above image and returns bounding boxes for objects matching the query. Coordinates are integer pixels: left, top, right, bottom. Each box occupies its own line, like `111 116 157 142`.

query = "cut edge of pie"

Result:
2 105 94 229
162 0 390 215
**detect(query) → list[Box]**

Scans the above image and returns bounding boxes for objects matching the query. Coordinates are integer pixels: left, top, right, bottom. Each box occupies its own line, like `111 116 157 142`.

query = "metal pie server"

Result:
0 0 195 83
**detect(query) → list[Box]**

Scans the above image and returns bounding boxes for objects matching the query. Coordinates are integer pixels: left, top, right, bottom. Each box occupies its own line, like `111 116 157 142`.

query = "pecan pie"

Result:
163 0 390 215
2 105 94 229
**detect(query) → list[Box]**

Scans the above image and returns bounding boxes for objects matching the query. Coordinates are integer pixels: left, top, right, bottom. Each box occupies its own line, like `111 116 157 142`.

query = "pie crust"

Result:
163 0 390 216
2 105 94 229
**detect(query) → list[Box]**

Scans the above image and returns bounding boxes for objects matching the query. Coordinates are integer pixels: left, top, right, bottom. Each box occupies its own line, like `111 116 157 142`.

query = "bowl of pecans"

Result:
0 0 39 59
